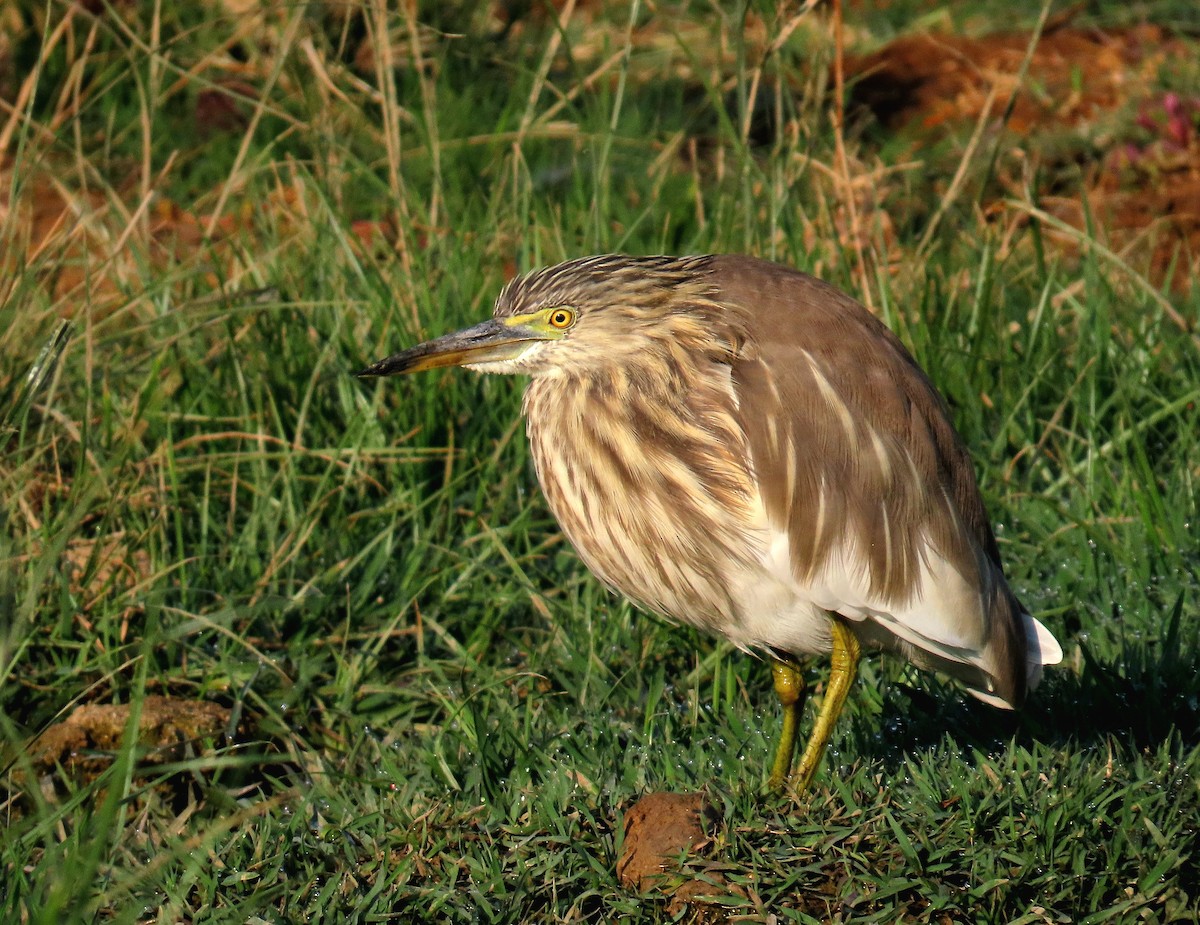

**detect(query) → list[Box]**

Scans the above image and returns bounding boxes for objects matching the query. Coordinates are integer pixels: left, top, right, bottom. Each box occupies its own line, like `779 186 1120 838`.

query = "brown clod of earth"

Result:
30 695 231 775
618 791 744 920
618 792 710 891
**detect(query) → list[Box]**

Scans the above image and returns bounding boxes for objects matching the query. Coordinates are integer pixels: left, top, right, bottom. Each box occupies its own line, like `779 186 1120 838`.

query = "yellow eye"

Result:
547 308 575 329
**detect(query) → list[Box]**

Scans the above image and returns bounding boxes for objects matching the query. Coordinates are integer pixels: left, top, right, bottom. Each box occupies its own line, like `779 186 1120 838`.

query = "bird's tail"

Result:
1022 610 1063 691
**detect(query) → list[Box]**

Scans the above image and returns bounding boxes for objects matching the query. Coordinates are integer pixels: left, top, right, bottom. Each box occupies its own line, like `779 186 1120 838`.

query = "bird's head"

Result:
356 254 737 381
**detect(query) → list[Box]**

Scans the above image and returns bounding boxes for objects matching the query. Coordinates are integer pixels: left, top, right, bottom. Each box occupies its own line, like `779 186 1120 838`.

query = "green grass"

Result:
2 1 1199 922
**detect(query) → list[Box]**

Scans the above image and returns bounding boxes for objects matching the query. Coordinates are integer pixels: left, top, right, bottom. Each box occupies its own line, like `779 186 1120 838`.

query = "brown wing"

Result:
712 255 1029 707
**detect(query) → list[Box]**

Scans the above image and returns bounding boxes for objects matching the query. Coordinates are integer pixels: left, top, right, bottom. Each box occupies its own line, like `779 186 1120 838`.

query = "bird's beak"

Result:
355 318 539 377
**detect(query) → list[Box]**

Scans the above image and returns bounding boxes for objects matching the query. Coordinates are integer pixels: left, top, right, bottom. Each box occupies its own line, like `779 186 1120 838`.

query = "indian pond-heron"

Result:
357 255 1063 791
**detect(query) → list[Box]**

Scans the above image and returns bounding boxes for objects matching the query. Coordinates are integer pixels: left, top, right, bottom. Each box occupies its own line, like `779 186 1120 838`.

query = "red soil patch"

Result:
846 23 1179 133
847 23 1200 294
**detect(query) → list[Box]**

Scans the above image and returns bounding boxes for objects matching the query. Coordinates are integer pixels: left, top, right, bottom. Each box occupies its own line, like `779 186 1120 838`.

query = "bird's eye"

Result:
547 308 575 329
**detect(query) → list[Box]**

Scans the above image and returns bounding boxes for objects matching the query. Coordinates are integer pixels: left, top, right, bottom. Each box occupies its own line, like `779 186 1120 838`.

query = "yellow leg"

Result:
789 617 861 793
767 658 807 790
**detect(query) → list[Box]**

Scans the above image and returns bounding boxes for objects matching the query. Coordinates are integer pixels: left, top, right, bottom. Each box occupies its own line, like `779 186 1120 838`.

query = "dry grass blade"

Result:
830 0 872 309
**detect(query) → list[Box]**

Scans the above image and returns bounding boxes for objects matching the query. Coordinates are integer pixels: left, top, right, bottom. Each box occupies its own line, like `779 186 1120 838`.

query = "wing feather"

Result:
714 255 1040 706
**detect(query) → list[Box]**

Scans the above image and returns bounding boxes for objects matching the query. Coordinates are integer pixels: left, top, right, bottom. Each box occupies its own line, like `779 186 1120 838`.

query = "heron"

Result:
357 254 1062 792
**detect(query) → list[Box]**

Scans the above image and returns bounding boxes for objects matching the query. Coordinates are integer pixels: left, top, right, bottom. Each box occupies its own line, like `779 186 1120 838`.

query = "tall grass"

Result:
1 2 1198 922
